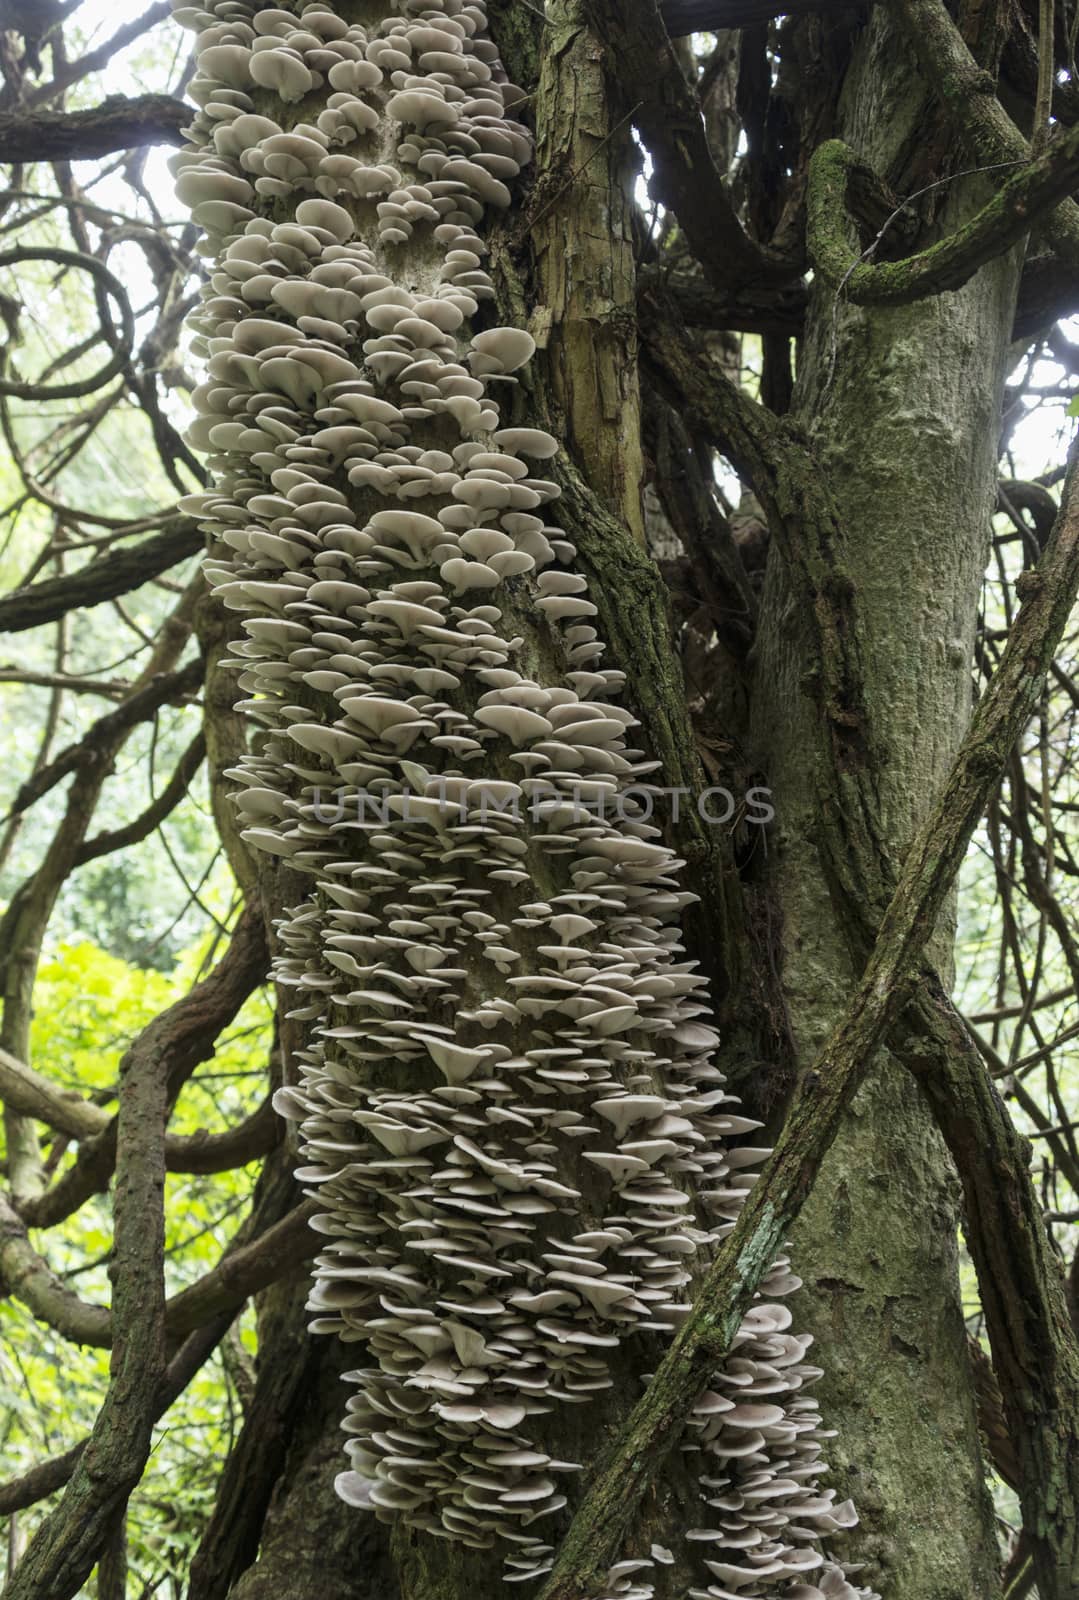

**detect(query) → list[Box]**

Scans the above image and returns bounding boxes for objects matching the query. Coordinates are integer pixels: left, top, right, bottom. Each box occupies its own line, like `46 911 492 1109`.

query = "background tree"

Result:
0 1 1076 1598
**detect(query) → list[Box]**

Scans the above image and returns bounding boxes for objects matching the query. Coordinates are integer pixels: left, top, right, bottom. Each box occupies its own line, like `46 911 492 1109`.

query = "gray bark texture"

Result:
753 11 1017 1596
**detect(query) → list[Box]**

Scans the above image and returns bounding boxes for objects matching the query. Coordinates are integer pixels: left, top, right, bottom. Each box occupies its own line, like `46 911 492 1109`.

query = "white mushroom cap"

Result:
295 197 355 241
492 428 559 459
469 327 535 374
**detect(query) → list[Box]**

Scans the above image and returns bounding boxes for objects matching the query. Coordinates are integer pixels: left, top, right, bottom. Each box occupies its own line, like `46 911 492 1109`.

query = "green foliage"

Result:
1 935 271 1597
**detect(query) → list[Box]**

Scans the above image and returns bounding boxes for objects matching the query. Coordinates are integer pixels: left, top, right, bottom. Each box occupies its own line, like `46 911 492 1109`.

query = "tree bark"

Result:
751 9 1018 1595
196 1276 401 1600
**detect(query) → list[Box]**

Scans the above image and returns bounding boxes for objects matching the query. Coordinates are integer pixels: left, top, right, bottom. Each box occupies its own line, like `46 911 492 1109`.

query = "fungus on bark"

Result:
173 1 878 1594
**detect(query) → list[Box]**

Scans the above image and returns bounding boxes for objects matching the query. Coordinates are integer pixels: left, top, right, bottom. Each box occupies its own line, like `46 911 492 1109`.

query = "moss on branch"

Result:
808 129 1079 304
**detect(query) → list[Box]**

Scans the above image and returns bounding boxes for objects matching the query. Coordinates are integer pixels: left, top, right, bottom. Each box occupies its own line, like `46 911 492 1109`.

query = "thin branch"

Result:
0 247 134 401
159 1199 319 1340
641 268 808 337
0 1166 304 1521
0 668 129 697
74 731 205 867
162 1095 279 1177
0 1307 235 1516
0 656 202 832
25 2 174 108
0 1164 308 1353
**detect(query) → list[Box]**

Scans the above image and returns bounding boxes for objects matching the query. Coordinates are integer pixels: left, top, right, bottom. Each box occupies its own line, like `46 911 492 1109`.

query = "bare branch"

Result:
0 656 202 830
0 247 134 400
0 1041 277 1170
0 1191 111 1344
161 1199 318 1339
0 1305 235 1518
0 519 202 634
75 730 206 866
582 0 798 290
163 1095 279 1177
0 1187 316 1351
0 1048 110 1139
2 916 170 1600
18 906 269 1230
25 2 175 108
0 94 188 163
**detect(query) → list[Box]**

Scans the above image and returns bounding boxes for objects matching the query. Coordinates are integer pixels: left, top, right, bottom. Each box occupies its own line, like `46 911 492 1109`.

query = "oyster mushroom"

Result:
175 2 873 1591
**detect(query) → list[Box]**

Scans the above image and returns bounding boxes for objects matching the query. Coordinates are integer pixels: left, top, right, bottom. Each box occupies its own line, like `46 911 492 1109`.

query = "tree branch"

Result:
3 900 171 1600
0 1307 235 1517
0 93 188 162
890 0 1079 270
160 1199 319 1340
640 286 1079 1596
0 517 202 636
0 1191 111 1344
0 1040 277 1170
895 982 1079 1594
16 905 268 1230
163 1095 279 1177
0 656 203 831
0 247 134 402
582 0 798 290
0 1162 302 1520
808 128 1079 304
0 1048 110 1140
0 1183 315 1351
640 283 895 928
74 731 206 867
640 268 808 337
659 0 853 29
25 2 174 107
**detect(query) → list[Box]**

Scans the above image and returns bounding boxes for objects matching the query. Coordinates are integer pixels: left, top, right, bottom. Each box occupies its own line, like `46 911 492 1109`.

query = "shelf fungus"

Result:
173 0 877 1595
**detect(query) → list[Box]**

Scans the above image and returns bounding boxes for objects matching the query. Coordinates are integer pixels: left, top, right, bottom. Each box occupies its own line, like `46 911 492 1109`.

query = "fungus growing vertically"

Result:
173 2 877 1595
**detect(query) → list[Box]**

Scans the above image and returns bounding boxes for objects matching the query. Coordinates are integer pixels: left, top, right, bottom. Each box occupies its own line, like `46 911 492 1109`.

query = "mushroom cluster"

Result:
173 1 878 1595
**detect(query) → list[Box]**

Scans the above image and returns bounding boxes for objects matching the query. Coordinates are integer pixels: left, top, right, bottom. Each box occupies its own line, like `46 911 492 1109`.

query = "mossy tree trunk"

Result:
751 11 1017 1597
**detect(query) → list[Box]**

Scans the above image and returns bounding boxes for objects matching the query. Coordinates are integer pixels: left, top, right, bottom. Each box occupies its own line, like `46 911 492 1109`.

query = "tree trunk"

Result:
218 1292 402 1600
176 2 1024 1597
752 10 1017 1596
